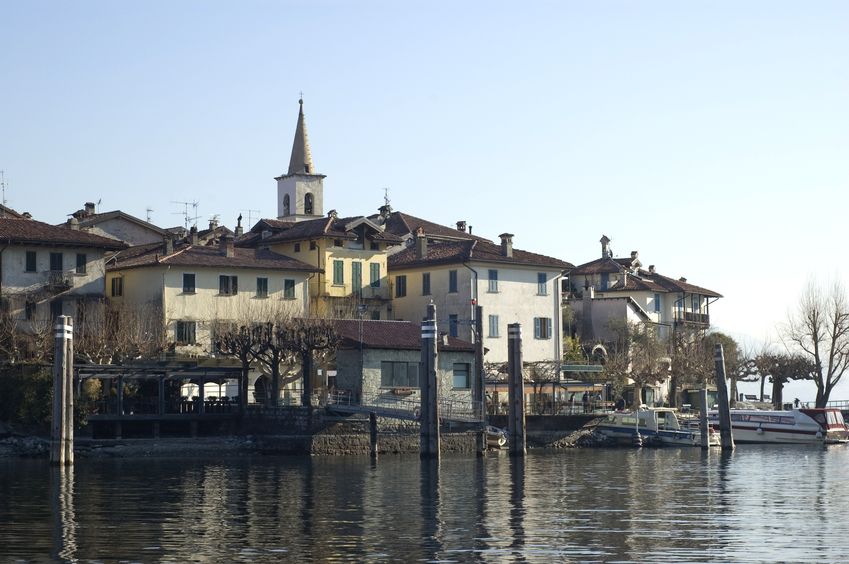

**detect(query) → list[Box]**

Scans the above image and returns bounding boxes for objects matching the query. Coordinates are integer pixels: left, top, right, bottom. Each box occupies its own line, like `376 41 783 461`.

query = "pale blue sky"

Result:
2 1 848 399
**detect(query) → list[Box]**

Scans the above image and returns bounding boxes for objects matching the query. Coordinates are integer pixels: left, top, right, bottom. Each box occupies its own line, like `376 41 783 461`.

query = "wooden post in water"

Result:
507 323 526 456
699 388 710 449
714 343 735 450
51 316 73 465
419 304 440 458
369 412 379 459
474 305 485 422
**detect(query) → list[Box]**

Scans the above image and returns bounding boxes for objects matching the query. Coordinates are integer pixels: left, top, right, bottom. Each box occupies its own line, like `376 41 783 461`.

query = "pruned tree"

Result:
214 323 262 412
752 351 815 409
783 277 849 407
276 317 339 408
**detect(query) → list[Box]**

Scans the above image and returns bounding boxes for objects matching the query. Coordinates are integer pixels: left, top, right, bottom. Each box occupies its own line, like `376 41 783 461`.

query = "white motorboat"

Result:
485 425 508 449
596 407 717 447
708 407 849 444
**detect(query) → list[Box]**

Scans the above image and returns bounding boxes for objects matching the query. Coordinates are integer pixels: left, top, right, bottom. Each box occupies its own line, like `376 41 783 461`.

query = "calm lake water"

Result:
2 445 849 563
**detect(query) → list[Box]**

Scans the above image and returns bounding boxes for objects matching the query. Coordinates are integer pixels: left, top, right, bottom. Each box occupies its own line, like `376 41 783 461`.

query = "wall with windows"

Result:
335 346 474 407
81 217 164 246
388 265 475 340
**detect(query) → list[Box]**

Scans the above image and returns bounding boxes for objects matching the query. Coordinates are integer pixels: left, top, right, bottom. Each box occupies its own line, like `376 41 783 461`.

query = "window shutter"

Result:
534 317 541 338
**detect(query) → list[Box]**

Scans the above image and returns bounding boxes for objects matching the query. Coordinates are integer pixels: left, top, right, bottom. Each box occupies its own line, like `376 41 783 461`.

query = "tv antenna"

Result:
0 171 7 217
383 187 390 207
171 200 200 229
240 209 261 226
146 207 154 223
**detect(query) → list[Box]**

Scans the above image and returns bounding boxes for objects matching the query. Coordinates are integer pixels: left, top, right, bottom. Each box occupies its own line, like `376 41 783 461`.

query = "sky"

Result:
2 1 848 400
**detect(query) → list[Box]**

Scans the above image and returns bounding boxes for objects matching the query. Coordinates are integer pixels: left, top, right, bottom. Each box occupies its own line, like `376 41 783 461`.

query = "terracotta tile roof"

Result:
333 319 474 352
0 217 127 250
389 239 572 270
0 205 25 219
107 242 320 273
371 211 492 243
645 271 722 298
603 275 666 293
569 257 634 275
70 210 166 235
240 215 403 246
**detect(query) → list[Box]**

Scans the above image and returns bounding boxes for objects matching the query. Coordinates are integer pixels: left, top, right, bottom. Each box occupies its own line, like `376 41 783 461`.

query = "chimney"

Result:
163 236 173 255
378 204 392 221
22 212 32 219
630 251 638 259
468 225 473 234
327 209 338 219
209 217 218 230
622 272 627 287
190 225 198 246
456 220 467 233
499 233 514 258
649 265 656 274
220 233 234 257
679 277 687 283
235 214 243 237
415 228 427 259
84 202 96 216
67 217 80 230
600 235 611 259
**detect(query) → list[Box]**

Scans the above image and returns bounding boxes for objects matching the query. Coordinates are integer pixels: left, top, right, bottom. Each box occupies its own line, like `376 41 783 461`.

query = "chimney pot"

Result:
84 202 96 216
190 225 199 246
649 265 656 274
600 235 612 259
631 251 638 259
456 221 467 232
499 233 514 258
67 217 80 230
164 236 173 255
415 229 427 259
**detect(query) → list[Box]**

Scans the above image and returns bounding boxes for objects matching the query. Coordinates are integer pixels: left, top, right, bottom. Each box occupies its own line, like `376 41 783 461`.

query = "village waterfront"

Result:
3 446 849 563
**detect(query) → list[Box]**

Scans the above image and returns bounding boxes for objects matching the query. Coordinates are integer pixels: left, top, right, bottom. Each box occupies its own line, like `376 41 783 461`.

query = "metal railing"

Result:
327 390 482 422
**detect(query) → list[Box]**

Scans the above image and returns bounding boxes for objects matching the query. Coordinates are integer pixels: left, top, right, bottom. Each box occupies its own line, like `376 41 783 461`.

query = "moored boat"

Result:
708 408 849 444
596 407 717 447
485 425 508 449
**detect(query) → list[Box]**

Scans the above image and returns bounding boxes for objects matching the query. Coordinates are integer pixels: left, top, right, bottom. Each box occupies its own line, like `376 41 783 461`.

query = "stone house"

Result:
69 202 167 246
332 319 476 409
0 216 126 358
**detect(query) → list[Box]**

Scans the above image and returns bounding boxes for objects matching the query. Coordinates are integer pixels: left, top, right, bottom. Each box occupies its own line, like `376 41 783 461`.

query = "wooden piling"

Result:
507 323 526 456
474 305 485 421
369 412 379 459
714 343 735 450
699 388 710 449
419 304 440 458
50 316 73 466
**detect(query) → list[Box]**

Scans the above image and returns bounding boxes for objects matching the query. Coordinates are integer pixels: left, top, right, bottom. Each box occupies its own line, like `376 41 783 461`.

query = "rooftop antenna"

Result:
383 187 390 207
171 200 200 229
0 171 6 217
146 207 154 223
240 209 261 226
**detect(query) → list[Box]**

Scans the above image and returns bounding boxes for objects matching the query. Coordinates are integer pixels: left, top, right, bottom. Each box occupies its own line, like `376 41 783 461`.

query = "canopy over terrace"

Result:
77 359 245 419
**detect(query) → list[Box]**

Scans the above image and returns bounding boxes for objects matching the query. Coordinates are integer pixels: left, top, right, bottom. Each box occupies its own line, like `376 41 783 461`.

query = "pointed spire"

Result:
287 96 315 175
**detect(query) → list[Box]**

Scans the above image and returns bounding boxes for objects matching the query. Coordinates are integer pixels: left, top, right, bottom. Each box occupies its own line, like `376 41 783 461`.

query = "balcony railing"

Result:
45 270 73 290
675 312 710 325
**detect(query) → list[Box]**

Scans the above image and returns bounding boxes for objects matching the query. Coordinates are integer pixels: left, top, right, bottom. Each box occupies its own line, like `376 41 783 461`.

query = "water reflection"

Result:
3 447 849 562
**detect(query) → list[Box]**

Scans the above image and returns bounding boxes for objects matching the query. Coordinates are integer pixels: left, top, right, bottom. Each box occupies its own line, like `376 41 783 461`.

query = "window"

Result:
333 260 344 285
334 239 343 247
352 261 363 296
654 293 661 313
50 252 63 272
256 277 268 298
111 277 123 297
76 253 87 275
219 275 238 296
488 315 499 338
294 243 301 253
183 273 196 293
370 263 380 287
370 310 380 320
600 273 609 290
534 317 553 339
395 275 407 298
304 193 314 215
488 269 498 293
25 251 36 273
537 273 547 295
309 241 317 250
448 270 458 293
449 314 458 338
283 279 296 299
692 294 700 312
422 272 431 295
452 363 470 389
370 242 379 251
176 320 197 345
283 194 290 216
25 300 36 321
380 361 419 388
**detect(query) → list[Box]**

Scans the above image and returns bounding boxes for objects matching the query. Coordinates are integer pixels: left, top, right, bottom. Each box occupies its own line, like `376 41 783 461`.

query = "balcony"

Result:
674 311 710 325
45 270 73 291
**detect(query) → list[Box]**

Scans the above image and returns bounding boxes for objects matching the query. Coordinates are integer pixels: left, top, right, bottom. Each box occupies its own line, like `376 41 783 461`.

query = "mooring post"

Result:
714 343 735 450
699 388 710 449
507 323 526 456
51 315 73 466
369 412 379 459
419 304 440 458
474 305 485 422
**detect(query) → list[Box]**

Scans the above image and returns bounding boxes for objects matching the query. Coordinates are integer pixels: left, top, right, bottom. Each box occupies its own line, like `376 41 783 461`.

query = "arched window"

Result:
283 194 290 216
304 193 314 215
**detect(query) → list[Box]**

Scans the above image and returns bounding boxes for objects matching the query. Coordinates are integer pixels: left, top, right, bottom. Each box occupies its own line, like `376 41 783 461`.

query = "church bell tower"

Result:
276 97 325 220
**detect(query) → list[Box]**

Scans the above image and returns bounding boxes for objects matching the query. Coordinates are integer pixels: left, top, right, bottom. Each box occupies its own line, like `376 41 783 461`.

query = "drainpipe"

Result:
461 261 479 338
552 272 563 377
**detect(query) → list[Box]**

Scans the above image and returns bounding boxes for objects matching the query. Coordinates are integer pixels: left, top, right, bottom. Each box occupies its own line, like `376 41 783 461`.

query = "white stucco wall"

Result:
84 218 164 246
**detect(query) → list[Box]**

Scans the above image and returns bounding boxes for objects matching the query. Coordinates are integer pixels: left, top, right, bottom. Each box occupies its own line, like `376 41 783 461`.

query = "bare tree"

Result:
783 278 849 407
214 323 262 412
276 317 338 408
